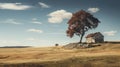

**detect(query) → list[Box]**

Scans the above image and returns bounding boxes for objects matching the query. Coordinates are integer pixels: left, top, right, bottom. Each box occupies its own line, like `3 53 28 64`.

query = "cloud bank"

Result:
104 31 117 36
48 10 72 23
32 18 42 24
39 2 50 8
88 8 100 13
0 3 31 10
0 19 22 25
27 29 43 33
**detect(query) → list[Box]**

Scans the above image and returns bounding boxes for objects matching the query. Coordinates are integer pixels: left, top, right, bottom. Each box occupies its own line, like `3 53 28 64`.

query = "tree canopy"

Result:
66 10 100 43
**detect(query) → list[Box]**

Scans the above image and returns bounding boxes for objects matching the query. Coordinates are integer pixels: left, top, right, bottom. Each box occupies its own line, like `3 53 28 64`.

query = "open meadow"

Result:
0 43 120 67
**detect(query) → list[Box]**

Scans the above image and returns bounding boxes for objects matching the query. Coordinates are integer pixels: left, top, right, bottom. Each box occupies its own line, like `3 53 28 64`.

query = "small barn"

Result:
86 32 104 43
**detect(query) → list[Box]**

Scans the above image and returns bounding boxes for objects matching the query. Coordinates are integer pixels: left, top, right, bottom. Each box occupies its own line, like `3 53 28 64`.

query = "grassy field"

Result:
0 43 120 67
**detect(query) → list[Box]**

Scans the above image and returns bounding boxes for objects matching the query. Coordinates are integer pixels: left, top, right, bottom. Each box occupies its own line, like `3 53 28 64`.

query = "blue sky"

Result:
0 0 119 47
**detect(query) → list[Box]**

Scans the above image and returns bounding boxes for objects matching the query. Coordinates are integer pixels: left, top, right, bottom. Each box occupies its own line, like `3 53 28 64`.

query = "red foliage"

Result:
66 10 100 42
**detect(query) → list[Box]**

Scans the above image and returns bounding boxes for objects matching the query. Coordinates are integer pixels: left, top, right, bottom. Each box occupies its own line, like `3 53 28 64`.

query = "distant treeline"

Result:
0 46 31 48
104 41 120 44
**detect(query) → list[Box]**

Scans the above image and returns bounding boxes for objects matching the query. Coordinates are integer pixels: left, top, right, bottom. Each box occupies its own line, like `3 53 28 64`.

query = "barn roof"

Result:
86 32 103 38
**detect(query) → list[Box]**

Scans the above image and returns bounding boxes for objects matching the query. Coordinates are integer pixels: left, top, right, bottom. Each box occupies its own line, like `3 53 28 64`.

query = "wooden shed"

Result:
86 32 104 43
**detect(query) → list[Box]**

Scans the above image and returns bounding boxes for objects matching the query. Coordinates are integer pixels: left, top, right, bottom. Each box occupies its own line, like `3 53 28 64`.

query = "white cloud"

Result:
27 29 43 33
32 21 42 24
104 31 117 36
88 8 100 13
39 2 50 8
0 3 31 10
15 3 22 5
32 18 38 21
32 18 42 24
1 19 22 24
48 9 72 23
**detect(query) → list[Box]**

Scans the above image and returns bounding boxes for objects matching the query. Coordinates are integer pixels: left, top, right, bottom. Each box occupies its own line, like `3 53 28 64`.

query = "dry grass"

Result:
0 43 120 67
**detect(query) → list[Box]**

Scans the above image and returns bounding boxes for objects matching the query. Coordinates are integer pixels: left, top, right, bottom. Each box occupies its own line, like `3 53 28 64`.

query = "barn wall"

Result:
86 37 95 43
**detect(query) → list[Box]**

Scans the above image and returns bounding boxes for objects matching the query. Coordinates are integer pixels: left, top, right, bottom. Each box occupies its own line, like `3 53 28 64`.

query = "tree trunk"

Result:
79 32 85 43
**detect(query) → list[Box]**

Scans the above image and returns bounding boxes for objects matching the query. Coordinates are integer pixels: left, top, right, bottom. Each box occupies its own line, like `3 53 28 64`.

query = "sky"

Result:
0 0 120 47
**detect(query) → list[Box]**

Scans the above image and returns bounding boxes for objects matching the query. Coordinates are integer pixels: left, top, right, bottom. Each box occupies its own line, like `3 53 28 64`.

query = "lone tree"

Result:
66 10 100 43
